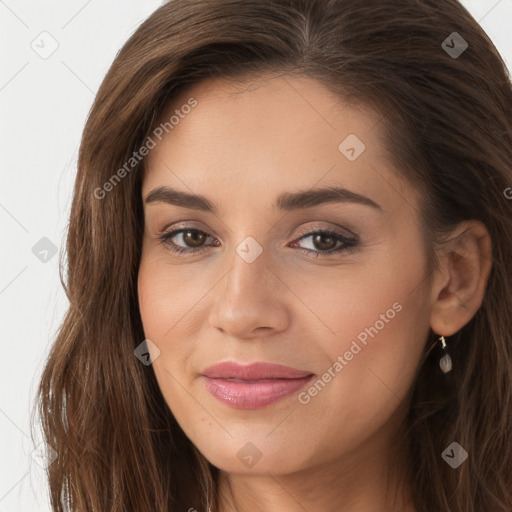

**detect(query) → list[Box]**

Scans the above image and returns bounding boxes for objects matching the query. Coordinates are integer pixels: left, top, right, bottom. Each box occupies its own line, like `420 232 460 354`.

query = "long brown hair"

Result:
32 0 512 510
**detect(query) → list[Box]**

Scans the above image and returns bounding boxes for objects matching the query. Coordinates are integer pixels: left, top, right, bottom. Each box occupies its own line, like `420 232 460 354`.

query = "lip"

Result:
201 362 315 409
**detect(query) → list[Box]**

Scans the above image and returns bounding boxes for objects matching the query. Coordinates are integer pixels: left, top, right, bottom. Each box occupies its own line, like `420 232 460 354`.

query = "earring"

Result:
439 335 452 373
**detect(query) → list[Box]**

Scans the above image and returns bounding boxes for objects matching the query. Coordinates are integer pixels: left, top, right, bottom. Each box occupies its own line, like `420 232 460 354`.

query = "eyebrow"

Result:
144 185 383 213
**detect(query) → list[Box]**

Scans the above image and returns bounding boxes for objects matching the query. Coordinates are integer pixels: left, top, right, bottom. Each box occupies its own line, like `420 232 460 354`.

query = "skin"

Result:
137 73 492 512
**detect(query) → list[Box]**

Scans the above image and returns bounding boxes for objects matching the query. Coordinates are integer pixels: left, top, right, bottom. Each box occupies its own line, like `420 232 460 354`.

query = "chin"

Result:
191 434 316 476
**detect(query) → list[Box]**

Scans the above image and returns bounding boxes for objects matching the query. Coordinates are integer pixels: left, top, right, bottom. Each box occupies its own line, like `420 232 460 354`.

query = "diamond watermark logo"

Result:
236 236 263 264
441 441 468 468
338 134 366 161
134 339 161 365
31 31 59 59
31 441 58 469
237 442 262 468
442 32 468 59
32 237 58 263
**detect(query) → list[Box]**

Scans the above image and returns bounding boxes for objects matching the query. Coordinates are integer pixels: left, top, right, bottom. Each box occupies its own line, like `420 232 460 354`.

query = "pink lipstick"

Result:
201 361 314 409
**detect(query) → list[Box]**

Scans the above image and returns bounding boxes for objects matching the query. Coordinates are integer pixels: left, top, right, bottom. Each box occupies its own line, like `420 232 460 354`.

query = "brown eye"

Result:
159 228 217 254
291 229 358 256
182 230 207 247
311 232 337 251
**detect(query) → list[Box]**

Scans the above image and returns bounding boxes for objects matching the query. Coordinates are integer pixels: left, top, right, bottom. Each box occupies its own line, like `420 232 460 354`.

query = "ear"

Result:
429 220 493 336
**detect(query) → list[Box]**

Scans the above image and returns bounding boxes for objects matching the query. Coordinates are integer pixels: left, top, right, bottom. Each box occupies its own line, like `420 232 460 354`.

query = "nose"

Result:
208 247 290 340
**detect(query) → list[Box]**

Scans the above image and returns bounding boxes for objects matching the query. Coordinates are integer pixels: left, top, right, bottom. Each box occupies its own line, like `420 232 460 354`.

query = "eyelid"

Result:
291 221 358 240
159 220 358 243
157 220 360 260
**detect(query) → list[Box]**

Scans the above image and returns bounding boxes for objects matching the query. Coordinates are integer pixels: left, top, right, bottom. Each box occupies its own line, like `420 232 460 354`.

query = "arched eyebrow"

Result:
144 185 383 214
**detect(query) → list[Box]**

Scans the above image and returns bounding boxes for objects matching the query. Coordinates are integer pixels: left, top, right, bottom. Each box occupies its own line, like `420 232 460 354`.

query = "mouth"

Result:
201 361 315 409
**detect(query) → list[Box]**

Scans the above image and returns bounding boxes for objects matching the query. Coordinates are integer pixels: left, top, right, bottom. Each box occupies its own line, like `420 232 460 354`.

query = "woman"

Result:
33 0 512 510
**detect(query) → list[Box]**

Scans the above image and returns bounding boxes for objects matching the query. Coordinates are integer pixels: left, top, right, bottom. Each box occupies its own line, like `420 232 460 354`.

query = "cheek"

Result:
137 252 210 405
331 245 429 379
302 244 431 446
137 257 194 393
300 295 428 467
137 252 207 341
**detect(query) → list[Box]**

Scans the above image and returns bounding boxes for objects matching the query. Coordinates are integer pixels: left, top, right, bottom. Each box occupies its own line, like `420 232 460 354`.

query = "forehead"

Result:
149 73 383 155
142 74 416 216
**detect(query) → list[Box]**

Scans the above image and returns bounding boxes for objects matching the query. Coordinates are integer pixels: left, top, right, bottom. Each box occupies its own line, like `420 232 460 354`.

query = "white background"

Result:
0 1 511 510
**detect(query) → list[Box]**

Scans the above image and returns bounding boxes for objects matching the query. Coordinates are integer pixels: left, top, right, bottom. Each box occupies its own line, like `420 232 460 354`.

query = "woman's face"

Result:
138 74 435 474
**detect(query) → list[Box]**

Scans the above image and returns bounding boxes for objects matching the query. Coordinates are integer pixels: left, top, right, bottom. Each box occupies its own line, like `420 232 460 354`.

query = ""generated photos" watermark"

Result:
298 301 403 404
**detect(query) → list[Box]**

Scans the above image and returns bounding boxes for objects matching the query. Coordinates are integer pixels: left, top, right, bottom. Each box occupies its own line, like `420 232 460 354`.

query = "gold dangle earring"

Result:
439 335 452 373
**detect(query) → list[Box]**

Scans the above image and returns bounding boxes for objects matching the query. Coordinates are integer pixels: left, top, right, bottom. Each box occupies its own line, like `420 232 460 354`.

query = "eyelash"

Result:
157 226 359 258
